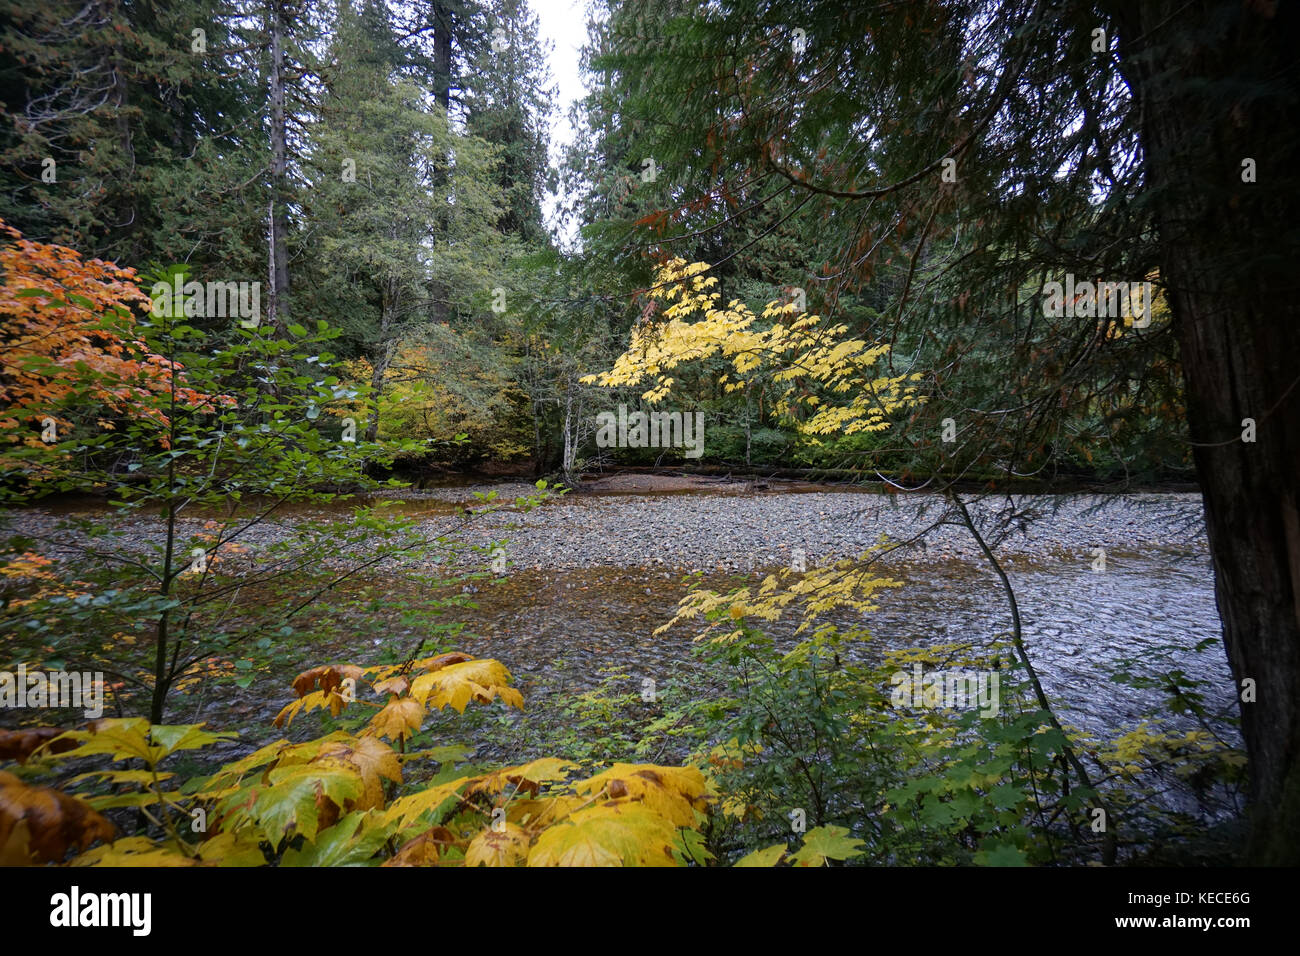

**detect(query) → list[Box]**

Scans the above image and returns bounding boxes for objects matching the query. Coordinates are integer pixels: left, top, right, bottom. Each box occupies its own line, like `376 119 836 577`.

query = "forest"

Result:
0 0 1297 890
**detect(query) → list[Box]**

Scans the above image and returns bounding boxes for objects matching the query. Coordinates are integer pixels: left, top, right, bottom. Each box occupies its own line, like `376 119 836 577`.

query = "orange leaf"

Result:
0 727 76 764
0 770 114 864
384 826 461 866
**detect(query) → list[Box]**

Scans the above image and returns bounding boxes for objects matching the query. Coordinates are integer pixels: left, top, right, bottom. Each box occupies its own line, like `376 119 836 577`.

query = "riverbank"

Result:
3 485 1209 574
1 482 1235 848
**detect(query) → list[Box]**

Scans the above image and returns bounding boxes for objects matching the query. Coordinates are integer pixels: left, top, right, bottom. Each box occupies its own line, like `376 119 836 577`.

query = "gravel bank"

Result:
3 486 1209 574
459 489 1208 572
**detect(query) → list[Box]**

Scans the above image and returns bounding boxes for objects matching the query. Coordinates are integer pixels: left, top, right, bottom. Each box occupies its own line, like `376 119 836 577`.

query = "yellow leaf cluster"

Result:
579 258 922 434
659 551 902 642
12 654 784 867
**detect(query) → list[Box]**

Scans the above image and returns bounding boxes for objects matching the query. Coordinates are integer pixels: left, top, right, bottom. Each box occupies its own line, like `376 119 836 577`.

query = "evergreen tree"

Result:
578 0 1300 861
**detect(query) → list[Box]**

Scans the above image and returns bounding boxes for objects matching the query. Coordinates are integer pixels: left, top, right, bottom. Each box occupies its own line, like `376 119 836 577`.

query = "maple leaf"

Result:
371 675 410 697
85 790 187 812
55 718 234 766
0 219 231 470
291 664 364 699
0 726 76 764
274 665 367 728
191 739 291 800
281 811 391 867
411 652 475 672
526 800 683 867
314 736 402 811
249 764 364 845
366 696 424 742
408 658 524 714
52 717 156 763
146 723 237 756
465 822 531 866
69 836 199 867
975 841 1029 867
504 793 587 829
273 687 349 728
0 770 115 864
789 825 867 867
192 829 270 867
574 764 710 827
382 777 472 831
384 825 462 866
70 769 175 787
465 757 576 798
733 843 788 867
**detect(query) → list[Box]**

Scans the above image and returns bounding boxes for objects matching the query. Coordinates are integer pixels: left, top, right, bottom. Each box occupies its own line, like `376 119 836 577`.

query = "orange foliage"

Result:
0 218 223 452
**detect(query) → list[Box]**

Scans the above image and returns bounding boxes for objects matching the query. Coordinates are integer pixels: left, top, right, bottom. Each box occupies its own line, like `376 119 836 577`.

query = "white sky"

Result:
531 0 590 243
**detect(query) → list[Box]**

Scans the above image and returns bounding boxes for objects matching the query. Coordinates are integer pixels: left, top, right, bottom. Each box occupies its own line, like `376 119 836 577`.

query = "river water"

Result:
5 484 1237 749
442 537 1231 744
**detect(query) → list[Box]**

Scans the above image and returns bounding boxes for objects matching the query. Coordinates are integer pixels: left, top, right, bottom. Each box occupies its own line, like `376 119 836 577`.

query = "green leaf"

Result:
989 783 1025 810
734 843 787 867
790 825 866 866
280 812 390 867
252 765 364 845
71 769 175 786
86 790 184 811
149 724 237 757
975 841 1028 867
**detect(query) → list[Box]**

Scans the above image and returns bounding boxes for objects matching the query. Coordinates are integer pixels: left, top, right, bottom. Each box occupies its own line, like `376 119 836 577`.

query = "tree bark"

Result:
562 386 575 477
432 1 454 114
266 0 291 329
1111 0 1300 863
366 277 398 443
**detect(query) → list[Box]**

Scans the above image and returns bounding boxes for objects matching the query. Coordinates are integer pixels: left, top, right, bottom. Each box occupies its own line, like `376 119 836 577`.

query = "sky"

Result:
531 0 592 243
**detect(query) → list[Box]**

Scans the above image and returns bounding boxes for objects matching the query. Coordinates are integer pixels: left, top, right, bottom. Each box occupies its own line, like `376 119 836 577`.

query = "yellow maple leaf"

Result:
526 800 683 867
382 777 472 831
409 658 524 714
465 757 575 798
366 697 424 742
465 822 531 866
314 736 402 811
574 763 709 827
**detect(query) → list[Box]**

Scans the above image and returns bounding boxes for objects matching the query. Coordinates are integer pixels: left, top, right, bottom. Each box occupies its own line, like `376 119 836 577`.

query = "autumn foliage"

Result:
0 653 857 866
0 218 218 465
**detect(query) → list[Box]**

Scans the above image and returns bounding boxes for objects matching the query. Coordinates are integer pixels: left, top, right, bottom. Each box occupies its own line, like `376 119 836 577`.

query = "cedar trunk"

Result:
1112 0 1300 862
266 0 291 329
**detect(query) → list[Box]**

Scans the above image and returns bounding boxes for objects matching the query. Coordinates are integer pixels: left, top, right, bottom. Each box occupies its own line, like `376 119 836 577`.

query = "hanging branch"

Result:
948 487 1117 865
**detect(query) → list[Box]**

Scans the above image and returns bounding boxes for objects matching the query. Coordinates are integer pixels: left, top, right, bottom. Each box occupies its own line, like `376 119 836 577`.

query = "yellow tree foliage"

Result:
658 551 903 643
580 258 923 435
580 259 911 648
336 343 530 460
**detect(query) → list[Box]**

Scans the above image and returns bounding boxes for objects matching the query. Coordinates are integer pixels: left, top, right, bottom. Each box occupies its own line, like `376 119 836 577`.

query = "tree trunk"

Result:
104 0 136 249
426 1 456 326
562 386 575 477
1112 0 1300 863
533 396 544 474
366 277 398 443
432 1 454 114
266 0 290 329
